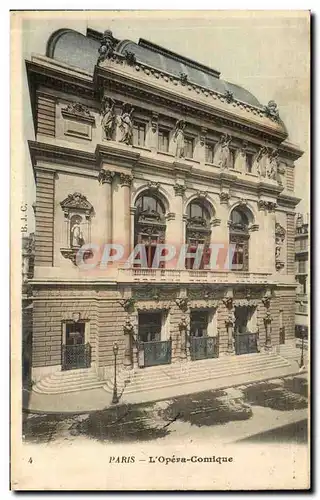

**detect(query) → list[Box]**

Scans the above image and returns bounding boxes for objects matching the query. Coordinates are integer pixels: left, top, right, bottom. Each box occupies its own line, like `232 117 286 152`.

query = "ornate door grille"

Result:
138 339 172 367
62 343 92 371
189 336 219 361
235 333 258 355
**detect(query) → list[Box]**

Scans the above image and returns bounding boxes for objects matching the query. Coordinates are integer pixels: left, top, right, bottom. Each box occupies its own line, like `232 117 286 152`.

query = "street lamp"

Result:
300 327 307 369
112 342 119 404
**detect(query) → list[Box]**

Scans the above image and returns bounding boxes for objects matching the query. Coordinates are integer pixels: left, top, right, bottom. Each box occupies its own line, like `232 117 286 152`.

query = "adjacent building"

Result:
25 27 303 387
295 213 309 339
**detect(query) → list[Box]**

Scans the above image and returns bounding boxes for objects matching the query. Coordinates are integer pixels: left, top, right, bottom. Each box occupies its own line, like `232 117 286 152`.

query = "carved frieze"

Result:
258 200 277 212
61 102 95 123
132 286 177 302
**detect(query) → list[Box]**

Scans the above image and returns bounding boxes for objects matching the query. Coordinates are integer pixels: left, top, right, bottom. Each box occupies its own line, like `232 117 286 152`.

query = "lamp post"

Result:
300 327 306 369
112 342 119 404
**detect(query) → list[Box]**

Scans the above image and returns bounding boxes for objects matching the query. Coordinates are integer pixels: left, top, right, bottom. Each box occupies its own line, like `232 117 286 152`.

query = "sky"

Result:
19 11 310 232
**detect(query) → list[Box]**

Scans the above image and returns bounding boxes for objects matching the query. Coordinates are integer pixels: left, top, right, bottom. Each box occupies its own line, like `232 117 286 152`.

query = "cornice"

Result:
28 140 97 176
277 192 301 209
95 143 140 170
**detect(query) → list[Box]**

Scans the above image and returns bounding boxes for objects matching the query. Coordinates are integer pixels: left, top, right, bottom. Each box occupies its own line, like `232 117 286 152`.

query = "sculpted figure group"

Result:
101 98 134 145
100 99 284 187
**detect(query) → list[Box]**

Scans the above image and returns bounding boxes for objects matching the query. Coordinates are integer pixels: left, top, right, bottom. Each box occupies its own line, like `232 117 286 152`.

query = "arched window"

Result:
134 191 166 268
185 200 212 269
229 207 251 271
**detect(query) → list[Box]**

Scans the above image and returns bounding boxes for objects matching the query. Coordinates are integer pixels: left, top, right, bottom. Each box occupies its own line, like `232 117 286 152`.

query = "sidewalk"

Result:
24 359 307 414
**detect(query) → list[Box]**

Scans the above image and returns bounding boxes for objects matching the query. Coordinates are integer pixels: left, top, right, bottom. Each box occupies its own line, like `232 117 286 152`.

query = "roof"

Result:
46 27 263 108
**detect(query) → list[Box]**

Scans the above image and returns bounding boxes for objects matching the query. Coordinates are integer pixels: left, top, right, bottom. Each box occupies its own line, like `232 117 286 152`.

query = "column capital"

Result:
119 173 133 187
173 183 187 197
98 168 114 185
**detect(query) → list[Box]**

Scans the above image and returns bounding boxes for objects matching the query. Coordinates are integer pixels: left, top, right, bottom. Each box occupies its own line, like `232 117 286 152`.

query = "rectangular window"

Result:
190 311 208 337
229 148 236 168
138 312 162 343
133 121 146 147
184 137 194 158
246 153 253 173
205 143 215 163
158 128 170 152
298 260 307 274
231 243 244 270
65 321 85 346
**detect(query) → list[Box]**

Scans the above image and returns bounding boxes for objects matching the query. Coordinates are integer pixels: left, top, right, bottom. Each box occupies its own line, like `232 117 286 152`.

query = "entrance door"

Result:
189 311 218 360
234 306 258 355
62 321 91 370
138 312 171 367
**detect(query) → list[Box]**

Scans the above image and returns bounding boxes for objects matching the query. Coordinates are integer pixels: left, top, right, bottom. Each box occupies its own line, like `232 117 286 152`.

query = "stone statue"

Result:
173 119 186 158
266 149 278 180
253 146 268 176
234 142 247 173
264 100 280 121
98 30 116 64
70 216 85 248
276 162 286 187
101 97 116 140
118 103 134 145
213 134 232 169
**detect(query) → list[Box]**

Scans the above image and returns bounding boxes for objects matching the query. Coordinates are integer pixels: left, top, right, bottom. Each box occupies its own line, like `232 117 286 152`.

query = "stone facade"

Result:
26 27 303 382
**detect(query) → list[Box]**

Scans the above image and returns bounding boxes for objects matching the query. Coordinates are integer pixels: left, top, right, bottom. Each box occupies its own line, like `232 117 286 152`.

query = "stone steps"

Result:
33 369 104 394
103 353 290 396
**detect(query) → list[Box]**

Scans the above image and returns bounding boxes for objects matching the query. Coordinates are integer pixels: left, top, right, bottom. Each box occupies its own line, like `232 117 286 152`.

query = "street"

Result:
23 374 308 445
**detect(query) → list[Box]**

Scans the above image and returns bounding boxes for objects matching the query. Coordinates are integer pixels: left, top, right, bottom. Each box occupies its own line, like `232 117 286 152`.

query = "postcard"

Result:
11 10 310 490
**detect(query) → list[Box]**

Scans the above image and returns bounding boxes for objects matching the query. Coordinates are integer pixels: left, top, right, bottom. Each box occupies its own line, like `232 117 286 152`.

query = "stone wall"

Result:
34 169 55 266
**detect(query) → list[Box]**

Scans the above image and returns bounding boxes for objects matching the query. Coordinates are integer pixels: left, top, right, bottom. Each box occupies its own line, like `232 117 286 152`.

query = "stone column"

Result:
98 168 114 245
112 172 133 263
262 292 272 351
223 292 235 354
123 319 134 369
166 183 186 268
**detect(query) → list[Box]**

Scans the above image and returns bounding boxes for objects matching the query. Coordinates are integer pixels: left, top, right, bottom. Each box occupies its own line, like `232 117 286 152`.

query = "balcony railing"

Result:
117 268 272 284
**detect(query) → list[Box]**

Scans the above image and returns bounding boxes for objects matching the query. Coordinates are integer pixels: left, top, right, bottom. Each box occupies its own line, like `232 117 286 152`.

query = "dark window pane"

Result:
133 122 145 147
158 129 169 152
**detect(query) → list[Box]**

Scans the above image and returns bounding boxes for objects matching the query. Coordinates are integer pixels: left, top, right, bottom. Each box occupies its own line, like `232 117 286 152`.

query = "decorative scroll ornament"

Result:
275 221 286 271
219 192 231 205
119 297 136 313
62 102 93 119
175 297 189 312
151 113 158 133
179 72 188 85
258 200 277 212
123 319 135 335
60 192 94 220
224 90 234 103
123 50 137 66
147 181 160 192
